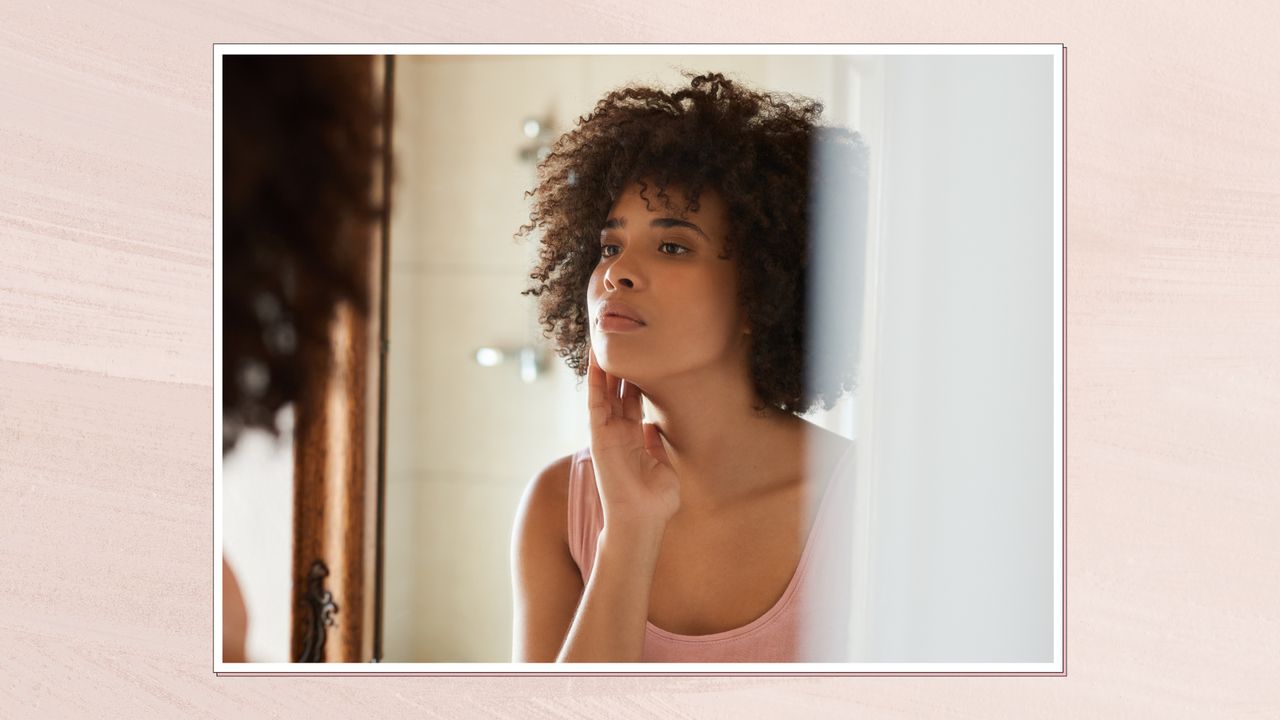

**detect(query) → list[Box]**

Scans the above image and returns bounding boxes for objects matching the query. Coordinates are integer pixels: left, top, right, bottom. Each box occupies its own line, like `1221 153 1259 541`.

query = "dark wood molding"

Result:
372 54 394 664
290 295 374 662
288 55 388 664
298 560 339 662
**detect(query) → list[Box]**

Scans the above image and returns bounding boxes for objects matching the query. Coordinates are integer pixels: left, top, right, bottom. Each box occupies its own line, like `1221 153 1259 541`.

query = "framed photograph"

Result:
215 43 1063 675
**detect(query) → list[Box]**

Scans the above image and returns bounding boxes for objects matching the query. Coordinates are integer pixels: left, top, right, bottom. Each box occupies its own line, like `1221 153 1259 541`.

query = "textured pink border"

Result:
4 3 1277 715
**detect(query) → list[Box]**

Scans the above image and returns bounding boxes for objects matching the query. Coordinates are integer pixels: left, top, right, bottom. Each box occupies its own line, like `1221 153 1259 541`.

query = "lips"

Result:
600 302 646 325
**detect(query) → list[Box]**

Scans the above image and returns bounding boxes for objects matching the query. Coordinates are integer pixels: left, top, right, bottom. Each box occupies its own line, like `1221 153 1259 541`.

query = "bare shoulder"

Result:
512 452 579 563
510 452 583 662
517 453 575 528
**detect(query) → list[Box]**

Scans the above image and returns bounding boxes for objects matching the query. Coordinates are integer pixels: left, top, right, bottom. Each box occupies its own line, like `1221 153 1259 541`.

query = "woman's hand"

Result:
586 345 680 531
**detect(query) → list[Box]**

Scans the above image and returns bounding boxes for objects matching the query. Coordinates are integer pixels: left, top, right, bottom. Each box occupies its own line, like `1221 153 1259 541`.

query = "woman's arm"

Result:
222 558 249 662
510 458 667 663
555 523 664 662
510 456 583 662
511 347 680 662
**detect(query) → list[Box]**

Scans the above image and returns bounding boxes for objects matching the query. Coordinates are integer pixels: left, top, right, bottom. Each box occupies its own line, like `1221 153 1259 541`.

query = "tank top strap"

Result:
565 447 601 581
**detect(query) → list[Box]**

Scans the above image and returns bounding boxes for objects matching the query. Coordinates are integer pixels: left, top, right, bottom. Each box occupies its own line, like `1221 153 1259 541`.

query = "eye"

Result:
599 243 620 259
659 241 690 255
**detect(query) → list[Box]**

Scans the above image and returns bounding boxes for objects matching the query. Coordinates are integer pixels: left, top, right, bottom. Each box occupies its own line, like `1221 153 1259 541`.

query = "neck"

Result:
634 361 805 511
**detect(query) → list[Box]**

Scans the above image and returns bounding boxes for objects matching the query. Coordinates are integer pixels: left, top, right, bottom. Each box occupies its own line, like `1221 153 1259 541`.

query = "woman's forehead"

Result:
603 183 736 262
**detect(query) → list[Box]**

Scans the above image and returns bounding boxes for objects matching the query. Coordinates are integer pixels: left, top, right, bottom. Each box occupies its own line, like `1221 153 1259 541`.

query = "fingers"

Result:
606 372 620 405
643 422 672 467
588 346 651 455
620 378 644 422
587 345 627 424
586 346 610 427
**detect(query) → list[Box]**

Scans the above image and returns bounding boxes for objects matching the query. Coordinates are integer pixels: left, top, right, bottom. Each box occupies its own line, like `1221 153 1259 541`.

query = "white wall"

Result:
849 54 1057 662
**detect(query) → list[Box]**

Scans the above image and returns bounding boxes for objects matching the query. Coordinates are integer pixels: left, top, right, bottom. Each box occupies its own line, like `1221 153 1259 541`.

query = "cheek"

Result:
585 272 607 326
674 287 740 336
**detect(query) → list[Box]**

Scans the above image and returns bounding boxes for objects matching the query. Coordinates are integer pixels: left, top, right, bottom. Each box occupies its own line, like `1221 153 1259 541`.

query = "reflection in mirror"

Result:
220 54 388 663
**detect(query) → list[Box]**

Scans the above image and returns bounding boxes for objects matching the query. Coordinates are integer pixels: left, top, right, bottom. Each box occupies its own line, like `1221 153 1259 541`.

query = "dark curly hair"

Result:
519 70 869 414
222 55 384 454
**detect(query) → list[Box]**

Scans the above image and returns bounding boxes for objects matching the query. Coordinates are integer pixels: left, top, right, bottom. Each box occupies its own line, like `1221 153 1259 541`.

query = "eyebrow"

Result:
602 217 709 240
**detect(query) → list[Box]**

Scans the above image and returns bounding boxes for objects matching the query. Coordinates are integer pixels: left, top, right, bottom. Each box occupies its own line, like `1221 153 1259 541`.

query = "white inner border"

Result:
214 42 1065 676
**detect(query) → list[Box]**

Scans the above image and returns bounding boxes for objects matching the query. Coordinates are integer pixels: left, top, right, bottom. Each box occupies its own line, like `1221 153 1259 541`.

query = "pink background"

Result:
2 1 1277 716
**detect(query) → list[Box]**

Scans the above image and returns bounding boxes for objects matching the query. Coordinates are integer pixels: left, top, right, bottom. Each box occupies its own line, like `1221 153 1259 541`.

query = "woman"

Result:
511 71 868 662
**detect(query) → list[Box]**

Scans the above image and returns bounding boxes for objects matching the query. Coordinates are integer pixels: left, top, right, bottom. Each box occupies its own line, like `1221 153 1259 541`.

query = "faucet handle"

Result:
473 344 546 383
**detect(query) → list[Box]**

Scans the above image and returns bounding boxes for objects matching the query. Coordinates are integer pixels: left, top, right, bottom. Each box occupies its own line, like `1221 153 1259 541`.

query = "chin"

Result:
595 346 643 381
597 354 632 377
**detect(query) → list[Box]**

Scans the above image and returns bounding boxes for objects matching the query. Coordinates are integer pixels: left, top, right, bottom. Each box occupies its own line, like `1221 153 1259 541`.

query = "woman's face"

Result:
587 181 750 387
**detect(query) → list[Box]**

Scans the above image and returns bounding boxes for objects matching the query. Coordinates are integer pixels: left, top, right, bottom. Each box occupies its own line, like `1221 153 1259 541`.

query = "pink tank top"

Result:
565 443 855 662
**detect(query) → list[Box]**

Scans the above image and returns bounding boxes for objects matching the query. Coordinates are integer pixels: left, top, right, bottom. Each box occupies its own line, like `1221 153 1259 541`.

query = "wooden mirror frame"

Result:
288 55 393 664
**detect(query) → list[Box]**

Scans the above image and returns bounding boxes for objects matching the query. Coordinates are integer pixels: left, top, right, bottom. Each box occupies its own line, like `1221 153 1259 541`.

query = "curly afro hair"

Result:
222 55 384 454
519 70 868 415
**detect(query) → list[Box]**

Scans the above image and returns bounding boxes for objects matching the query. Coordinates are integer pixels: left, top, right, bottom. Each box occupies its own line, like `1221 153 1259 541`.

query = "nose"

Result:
602 254 637 291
